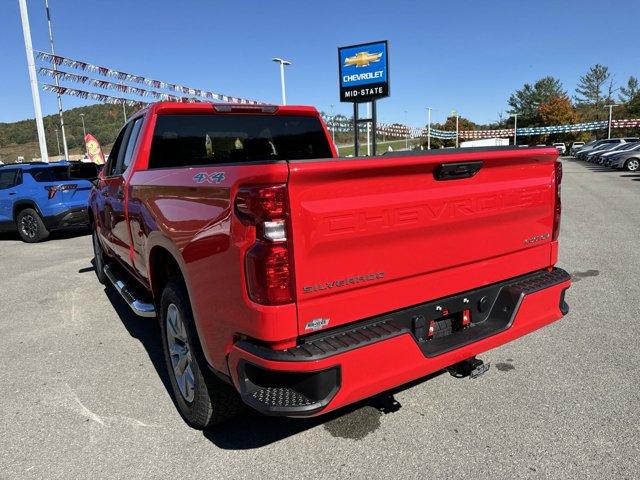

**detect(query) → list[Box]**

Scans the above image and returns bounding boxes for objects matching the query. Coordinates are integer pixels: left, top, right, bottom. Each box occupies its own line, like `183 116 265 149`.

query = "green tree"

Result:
574 64 611 110
508 76 567 125
619 76 639 104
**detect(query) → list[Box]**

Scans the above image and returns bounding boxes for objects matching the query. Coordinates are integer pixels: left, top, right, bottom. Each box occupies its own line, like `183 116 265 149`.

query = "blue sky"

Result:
1 0 639 126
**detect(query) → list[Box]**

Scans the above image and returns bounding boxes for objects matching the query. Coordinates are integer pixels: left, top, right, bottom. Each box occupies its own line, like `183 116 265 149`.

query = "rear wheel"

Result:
625 158 640 172
16 208 49 243
91 227 108 284
160 280 241 429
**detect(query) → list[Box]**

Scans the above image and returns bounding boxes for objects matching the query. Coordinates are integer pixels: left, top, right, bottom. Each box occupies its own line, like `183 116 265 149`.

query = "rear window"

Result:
29 164 99 182
148 114 333 169
29 166 70 182
68 162 100 180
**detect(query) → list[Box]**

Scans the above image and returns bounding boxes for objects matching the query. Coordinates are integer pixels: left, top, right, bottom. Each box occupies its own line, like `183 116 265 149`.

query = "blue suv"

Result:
0 161 97 242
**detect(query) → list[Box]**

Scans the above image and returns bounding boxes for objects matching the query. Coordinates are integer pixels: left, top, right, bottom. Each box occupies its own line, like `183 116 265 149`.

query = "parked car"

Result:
577 138 637 161
609 148 640 171
586 143 625 163
89 101 571 429
569 142 585 155
552 143 566 155
0 161 91 242
597 142 640 165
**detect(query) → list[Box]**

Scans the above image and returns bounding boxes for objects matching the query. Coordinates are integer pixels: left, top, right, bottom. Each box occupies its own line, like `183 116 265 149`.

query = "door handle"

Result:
434 161 483 180
8 192 16 196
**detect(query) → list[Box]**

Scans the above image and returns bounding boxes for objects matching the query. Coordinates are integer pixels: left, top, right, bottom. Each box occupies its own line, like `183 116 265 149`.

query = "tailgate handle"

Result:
434 161 483 180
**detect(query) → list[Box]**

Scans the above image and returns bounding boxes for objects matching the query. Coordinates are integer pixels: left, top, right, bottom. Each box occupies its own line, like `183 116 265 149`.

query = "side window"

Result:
103 125 129 177
0 170 19 190
115 117 143 176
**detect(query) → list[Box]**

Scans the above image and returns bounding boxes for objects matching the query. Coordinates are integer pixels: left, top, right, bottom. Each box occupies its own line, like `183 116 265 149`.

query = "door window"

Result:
0 170 20 190
115 117 143 176
103 125 129 177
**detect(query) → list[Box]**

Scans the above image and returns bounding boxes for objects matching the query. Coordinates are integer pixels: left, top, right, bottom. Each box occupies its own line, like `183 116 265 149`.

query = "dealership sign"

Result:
338 41 389 103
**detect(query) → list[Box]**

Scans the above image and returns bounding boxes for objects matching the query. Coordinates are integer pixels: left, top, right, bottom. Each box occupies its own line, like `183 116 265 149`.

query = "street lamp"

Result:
426 107 432 149
330 104 335 143
512 113 518 146
605 104 619 139
272 57 291 105
54 127 61 156
404 110 409 149
79 113 86 137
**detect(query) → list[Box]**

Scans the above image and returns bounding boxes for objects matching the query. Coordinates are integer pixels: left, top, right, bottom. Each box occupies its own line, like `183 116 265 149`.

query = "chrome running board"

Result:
104 264 156 317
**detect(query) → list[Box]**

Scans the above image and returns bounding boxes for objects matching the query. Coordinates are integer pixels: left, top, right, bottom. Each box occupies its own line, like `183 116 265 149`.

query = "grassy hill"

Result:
0 103 139 163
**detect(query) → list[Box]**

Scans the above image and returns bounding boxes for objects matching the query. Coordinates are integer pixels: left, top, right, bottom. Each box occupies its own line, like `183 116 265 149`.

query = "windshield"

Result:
149 114 333 169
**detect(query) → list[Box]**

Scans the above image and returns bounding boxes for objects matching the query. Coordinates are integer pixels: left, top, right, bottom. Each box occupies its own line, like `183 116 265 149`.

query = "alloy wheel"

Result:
20 214 38 239
166 303 195 402
627 159 639 172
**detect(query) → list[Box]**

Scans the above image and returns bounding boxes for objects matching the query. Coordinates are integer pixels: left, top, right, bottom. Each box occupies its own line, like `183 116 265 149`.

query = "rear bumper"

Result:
228 268 571 417
43 206 89 231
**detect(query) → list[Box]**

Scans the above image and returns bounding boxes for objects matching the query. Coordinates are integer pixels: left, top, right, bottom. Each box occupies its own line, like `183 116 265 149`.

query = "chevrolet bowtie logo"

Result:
344 51 383 68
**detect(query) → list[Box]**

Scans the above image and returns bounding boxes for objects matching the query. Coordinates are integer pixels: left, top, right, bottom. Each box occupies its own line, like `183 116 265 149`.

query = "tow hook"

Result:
447 357 490 379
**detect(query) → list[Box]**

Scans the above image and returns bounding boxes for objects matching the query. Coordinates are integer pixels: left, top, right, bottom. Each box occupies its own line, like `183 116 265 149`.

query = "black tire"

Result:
16 208 49 243
624 158 640 172
159 280 241 429
91 227 108 285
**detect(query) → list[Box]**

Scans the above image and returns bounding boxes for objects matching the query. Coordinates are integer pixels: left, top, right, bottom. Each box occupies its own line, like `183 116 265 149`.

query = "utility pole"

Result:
512 113 518 145
18 0 48 162
54 127 61 156
271 58 291 105
455 114 459 148
45 0 69 160
122 102 127 123
605 104 618 139
426 107 432 149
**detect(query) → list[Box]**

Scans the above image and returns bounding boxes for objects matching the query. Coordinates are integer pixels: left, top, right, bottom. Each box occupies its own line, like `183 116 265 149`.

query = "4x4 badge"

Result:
193 172 225 184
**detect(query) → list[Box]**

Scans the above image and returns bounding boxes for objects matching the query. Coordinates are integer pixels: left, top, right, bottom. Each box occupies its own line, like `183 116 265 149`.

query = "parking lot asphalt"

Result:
1 157 639 479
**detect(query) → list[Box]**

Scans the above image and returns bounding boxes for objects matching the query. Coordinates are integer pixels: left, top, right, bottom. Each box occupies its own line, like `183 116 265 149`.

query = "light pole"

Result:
404 110 409 149
512 113 518 145
122 101 127 123
330 104 335 143
18 0 48 162
272 57 291 105
426 107 432 149
45 0 69 160
605 104 618 139
54 127 61 156
80 113 86 137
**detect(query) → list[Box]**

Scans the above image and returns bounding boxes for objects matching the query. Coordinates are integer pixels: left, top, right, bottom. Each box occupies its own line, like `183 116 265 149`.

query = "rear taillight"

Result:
45 184 77 200
552 161 562 240
235 184 293 305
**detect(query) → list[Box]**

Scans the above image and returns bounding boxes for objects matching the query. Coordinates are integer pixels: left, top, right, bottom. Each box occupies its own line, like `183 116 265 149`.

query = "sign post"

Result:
338 41 389 156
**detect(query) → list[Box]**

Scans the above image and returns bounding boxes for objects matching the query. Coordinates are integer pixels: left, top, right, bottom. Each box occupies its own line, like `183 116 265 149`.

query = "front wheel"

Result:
625 158 640 172
160 280 242 429
16 208 49 243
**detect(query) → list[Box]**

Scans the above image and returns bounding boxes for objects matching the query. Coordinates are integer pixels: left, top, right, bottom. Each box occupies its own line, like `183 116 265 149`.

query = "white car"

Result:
570 141 585 155
553 142 566 155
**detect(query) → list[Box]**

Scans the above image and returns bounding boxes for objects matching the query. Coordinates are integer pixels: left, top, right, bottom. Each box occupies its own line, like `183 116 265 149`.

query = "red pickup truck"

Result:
89 101 571 429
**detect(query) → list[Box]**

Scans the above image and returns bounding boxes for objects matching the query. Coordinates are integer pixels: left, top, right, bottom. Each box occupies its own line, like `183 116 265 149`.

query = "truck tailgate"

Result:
287 147 559 334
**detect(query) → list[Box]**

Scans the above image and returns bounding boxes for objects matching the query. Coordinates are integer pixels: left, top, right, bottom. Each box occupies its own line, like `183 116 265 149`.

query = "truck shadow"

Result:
101 277 444 449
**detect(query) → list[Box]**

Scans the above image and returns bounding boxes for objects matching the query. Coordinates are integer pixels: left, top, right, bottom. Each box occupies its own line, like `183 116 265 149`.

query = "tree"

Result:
574 64 611 108
619 76 639 103
538 96 579 126
508 76 567 124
